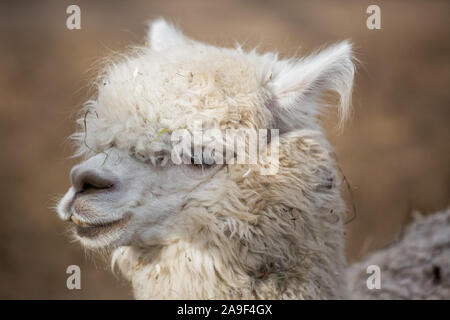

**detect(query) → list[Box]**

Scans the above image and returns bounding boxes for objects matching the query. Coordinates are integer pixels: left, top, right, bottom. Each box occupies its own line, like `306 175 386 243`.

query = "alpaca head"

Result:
57 19 354 298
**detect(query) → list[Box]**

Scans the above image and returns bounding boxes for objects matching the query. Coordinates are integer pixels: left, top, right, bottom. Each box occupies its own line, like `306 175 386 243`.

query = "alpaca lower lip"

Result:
72 214 131 238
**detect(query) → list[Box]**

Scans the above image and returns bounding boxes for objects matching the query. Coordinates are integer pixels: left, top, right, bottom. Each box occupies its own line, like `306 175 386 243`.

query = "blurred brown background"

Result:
0 0 449 299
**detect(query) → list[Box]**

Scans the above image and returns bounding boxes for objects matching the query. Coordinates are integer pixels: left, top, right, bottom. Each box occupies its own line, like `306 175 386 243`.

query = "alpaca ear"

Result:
147 18 187 51
269 41 355 132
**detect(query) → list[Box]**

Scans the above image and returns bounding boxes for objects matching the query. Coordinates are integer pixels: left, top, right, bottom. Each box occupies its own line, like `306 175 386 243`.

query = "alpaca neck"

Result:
112 235 344 299
113 241 256 299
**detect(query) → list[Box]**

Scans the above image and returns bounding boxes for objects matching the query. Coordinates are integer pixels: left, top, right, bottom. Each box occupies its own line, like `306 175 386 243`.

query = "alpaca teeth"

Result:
71 216 91 227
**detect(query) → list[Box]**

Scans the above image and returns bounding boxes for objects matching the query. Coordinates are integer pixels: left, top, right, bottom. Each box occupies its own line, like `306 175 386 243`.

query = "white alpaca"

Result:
57 19 355 299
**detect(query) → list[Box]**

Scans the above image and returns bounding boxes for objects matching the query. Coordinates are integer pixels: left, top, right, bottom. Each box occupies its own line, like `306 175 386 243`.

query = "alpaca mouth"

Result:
71 214 131 238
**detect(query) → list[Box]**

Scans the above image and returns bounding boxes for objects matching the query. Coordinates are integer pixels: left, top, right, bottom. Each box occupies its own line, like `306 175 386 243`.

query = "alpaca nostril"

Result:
70 167 117 194
80 177 114 193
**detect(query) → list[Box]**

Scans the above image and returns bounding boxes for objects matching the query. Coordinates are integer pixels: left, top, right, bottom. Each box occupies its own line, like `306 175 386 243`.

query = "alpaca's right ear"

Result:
147 18 187 51
268 41 355 132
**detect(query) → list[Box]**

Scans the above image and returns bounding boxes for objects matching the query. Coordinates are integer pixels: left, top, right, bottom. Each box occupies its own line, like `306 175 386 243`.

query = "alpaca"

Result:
57 19 355 299
348 208 450 299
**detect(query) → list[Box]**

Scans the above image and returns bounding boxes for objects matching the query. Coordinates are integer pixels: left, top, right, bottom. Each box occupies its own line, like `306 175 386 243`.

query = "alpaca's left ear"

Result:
269 41 355 132
147 18 188 51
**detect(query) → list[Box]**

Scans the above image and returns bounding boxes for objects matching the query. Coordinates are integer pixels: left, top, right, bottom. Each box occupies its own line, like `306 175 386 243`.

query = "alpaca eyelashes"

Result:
128 147 169 167
128 146 217 169
189 155 216 169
